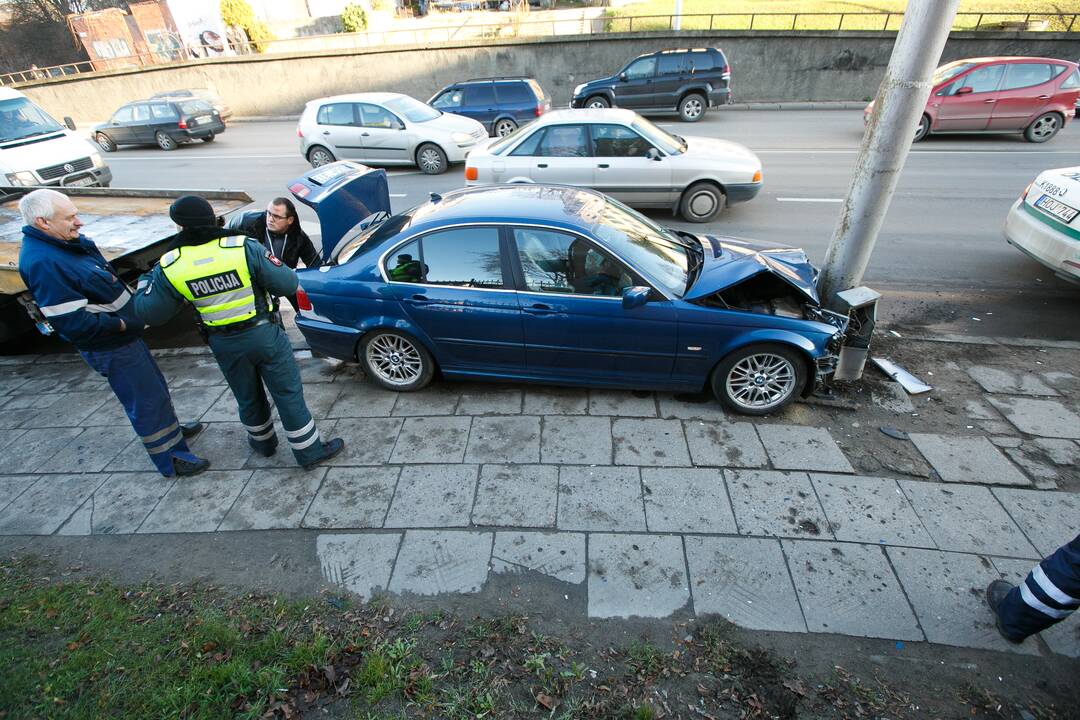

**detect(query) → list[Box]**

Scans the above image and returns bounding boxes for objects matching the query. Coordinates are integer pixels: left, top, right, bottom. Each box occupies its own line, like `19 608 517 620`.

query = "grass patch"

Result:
604 1 1077 32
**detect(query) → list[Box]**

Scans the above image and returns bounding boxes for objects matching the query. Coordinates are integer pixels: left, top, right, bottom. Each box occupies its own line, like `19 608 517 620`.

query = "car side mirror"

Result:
63 116 76 131
646 148 662 161
619 72 628 82
955 86 974 95
622 286 650 309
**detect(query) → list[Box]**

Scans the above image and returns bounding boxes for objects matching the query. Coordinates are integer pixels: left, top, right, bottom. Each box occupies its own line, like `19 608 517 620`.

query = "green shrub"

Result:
341 3 369 33
220 0 275 52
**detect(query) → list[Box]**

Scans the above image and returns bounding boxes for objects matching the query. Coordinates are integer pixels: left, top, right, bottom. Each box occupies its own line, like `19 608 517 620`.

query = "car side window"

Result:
494 82 532 104
536 125 588 157
1000 63 1054 91
1062 69 1080 90
509 127 546 156
111 106 134 123
689 51 714 72
385 240 423 283
431 90 461 109
624 57 657 80
657 54 685 76
132 104 151 122
949 64 1005 94
358 103 399 129
317 103 356 126
150 103 178 120
419 227 504 289
462 83 495 106
514 228 633 297
591 124 654 158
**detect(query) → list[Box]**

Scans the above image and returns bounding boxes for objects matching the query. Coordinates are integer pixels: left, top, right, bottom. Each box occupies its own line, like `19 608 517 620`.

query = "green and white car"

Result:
1005 166 1080 284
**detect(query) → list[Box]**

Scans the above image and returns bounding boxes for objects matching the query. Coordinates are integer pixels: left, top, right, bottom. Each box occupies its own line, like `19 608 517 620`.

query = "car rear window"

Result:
495 82 532 104
463 83 496 106
178 100 213 115
527 79 546 100
1000 63 1055 90
1062 69 1080 89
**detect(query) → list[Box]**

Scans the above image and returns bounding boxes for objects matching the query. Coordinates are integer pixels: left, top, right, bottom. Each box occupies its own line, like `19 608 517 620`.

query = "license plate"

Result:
196 115 211 123
65 175 96 187
1034 194 1079 224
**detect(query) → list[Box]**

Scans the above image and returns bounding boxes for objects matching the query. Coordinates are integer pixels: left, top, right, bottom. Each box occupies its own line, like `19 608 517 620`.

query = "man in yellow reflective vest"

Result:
134 196 344 469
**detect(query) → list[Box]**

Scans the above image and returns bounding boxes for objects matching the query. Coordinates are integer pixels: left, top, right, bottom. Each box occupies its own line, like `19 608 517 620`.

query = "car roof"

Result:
307 92 408 105
952 56 1077 65
529 107 640 125
459 76 533 83
401 184 611 233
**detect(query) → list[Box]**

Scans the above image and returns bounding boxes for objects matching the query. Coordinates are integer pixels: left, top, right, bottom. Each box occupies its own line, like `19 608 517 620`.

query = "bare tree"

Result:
0 0 126 75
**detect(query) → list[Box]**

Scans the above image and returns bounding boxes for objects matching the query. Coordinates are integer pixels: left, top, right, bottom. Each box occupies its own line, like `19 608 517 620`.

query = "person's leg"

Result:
80 339 204 476
993 534 1079 641
208 334 278 456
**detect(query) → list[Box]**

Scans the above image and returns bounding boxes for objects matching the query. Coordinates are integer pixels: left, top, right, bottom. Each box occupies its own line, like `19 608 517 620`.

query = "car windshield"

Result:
383 95 441 123
932 61 977 86
488 122 532 154
0 97 63 143
591 197 689 297
630 116 685 155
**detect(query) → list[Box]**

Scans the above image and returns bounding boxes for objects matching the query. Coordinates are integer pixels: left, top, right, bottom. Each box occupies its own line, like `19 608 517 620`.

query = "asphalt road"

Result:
96 109 1080 341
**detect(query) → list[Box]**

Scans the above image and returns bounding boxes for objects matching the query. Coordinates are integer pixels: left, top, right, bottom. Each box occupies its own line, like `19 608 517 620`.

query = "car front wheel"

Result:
1024 112 1062 143
678 93 707 122
416 143 448 174
712 343 806 416
307 145 335 167
360 329 434 392
155 131 177 151
914 114 930 142
585 95 610 109
678 182 725 223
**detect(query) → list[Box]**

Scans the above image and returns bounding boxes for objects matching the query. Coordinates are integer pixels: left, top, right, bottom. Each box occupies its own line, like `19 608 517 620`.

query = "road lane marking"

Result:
389 193 408 197
756 149 1080 154
777 197 843 202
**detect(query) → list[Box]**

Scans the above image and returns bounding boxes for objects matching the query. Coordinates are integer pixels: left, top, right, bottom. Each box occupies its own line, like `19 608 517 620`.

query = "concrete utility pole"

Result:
674 0 683 31
817 0 960 309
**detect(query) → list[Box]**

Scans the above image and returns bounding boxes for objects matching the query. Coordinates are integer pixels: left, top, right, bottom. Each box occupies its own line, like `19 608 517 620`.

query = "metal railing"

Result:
3 11 1076 86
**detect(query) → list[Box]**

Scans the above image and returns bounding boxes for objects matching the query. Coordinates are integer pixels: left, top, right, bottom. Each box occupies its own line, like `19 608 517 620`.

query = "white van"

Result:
0 88 112 188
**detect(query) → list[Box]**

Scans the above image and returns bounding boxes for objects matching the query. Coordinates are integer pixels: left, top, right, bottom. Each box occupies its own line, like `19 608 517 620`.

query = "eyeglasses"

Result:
266 209 289 221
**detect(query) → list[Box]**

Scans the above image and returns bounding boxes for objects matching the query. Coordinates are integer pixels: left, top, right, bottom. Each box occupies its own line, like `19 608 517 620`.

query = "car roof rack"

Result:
462 76 532 82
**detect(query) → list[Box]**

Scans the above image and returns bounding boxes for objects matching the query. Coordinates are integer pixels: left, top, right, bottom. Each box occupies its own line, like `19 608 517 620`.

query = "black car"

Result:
93 98 225 152
570 47 731 122
428 76 551 137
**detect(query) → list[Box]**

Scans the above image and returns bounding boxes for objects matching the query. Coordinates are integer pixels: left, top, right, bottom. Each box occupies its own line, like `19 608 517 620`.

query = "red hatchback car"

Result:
864 56 1080 143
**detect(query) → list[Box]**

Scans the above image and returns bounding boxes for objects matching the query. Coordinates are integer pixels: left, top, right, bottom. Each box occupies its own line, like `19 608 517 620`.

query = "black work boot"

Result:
248 436 277 457
173 456 210 478
303 438 345 470
985 579 1024 644
180 421 204 439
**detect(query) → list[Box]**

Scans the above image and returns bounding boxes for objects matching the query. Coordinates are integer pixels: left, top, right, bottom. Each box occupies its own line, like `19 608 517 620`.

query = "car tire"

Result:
493 118 517 137
360 329 435 392
585 95 610 109
1024 112 1062 143
416 143 448 175
307 145 335 167
678 182 725 223
712 343 806 416
678 93 707 122
202 132 216 143
155 131 177 151
95 133 116 152
913 114 930 142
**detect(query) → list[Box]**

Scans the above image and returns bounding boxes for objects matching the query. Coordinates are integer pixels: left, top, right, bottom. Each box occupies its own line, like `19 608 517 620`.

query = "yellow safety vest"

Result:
160 237 258 327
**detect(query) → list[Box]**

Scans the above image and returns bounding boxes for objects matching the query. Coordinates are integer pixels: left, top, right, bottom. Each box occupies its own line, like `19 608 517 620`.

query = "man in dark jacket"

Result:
226 197 320 311
16 188 209 478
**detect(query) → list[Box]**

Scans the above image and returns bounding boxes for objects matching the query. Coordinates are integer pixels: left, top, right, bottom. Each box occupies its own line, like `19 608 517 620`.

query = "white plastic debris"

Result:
872 358 932 395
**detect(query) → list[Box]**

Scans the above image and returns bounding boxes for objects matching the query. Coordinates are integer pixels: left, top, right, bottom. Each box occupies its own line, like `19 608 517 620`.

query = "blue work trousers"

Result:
80 338 198 477
998 533 1080 640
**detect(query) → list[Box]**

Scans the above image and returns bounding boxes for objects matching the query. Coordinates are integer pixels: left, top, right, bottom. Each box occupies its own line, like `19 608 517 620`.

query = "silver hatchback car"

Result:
297 92 487 175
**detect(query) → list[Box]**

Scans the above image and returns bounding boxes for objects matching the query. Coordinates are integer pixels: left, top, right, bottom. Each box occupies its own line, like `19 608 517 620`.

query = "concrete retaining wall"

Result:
16 31 1080 124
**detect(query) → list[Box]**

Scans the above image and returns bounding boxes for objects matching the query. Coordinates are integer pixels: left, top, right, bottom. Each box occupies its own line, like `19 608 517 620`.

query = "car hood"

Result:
680 135 760 167
0 131 99 172
287 161 392 263
426 111 486 135
682 235 820 306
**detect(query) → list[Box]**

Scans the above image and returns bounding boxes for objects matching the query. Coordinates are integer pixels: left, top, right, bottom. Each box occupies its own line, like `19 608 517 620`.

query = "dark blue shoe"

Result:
173 455 210 477
303 438 344 470
180 421 204 439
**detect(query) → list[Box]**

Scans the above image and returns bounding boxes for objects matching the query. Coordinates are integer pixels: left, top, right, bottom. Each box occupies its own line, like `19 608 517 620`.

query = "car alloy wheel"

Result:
1025 112 1061 143
416 143 448 174
717 346 803 414
494 118 517 137
361 330 434 391
95 133 116 152
679 94 705 122
155 131 177 151
308 146 335 167
913 114 930 142
585 96 610 109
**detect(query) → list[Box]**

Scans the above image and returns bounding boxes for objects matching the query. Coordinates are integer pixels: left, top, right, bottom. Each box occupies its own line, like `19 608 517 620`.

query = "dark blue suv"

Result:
428 77 551 137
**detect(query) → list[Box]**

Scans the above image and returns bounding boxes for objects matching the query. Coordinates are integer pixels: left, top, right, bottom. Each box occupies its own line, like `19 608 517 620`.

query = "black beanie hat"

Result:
169 195 216 228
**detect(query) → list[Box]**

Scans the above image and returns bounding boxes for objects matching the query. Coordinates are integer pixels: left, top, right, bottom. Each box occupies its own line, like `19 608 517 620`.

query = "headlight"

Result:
451 132 473 145
91 153 106 168
5 171 38 186
573 83 585 96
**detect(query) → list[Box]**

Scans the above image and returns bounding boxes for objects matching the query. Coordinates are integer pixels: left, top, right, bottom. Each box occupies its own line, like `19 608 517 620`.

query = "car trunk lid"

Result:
287 161 392 263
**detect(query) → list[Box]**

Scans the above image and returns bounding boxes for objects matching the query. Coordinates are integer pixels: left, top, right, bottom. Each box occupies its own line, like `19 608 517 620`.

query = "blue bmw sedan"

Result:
293 171 846 415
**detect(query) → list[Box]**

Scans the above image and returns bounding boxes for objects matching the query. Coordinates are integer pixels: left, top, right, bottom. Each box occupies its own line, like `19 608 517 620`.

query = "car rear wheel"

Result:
494 118 517 137
678 93 707 122
95 133 116 152
155 131 177 151
712 343 806 416
678 182 725 223
585 95 610 109
1024 112 1062 143
913 114 930 142
307 145 335 167
416 143 448 175
202 132 216 143
361 329 434 392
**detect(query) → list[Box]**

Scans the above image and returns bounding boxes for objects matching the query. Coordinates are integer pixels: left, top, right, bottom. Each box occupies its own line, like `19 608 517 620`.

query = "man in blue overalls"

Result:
134 196 343 468
986 533 1079 643
17 189 209 477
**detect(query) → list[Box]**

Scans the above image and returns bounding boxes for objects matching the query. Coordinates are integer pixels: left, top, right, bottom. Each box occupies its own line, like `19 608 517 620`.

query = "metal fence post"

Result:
709 14 714 30
792 14 798 30
883 13 890 30
1069 14 1077 31
838 13 844 30
749 13 754 30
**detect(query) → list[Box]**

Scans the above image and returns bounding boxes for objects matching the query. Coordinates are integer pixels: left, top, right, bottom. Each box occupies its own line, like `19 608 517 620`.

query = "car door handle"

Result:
983 99 996 103
409 294 429 303
322 130 330 135
597 163 610 169
524 303 554 315
1037 94 1050 100
537 163 548 168
361 132 370 136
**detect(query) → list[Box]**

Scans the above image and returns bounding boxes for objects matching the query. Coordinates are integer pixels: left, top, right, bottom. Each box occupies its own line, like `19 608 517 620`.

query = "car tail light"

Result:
752 170 762 183
297 126 303 138
1020 183 1031 200
465 166 478 181
536 102 544 117
296 287 313 312
178 119 187 129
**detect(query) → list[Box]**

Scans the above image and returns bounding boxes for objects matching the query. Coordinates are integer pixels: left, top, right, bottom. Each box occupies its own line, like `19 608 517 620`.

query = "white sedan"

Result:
1004 166 1080 284
463 108 761 222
